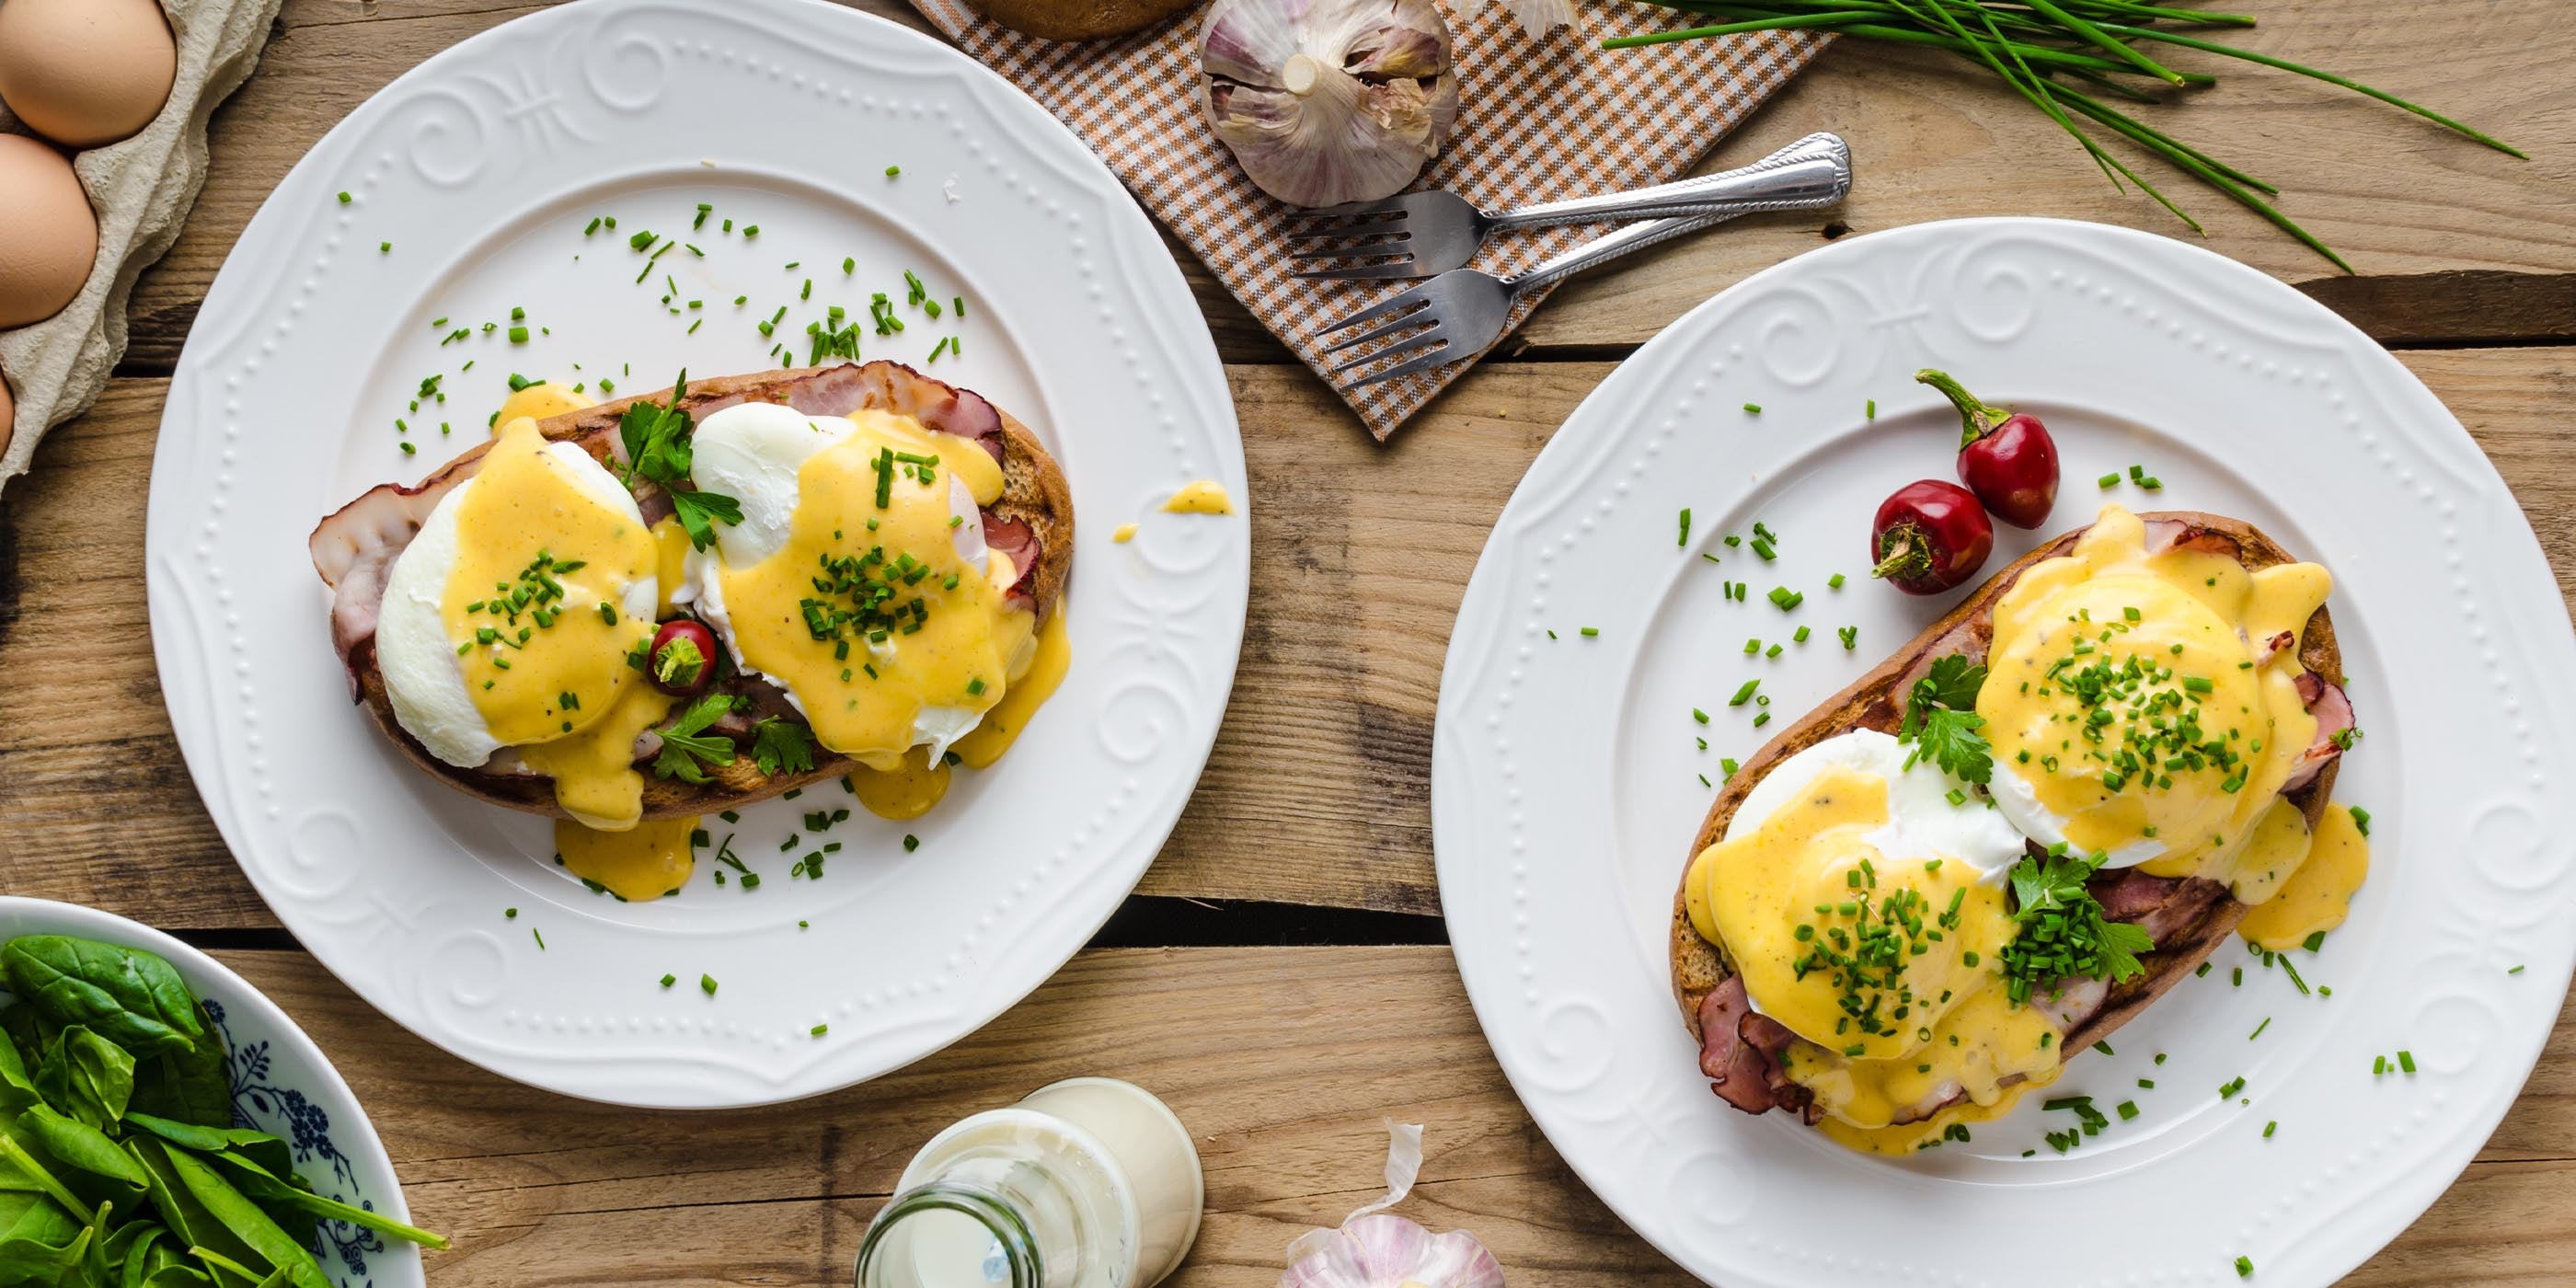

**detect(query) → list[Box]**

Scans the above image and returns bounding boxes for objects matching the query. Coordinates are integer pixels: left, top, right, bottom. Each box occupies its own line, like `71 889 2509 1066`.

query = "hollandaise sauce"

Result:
1980 505 2368 917
1685 764 2058 1154
441 418 662 829
1161 480 1233 515
711 410 1031 768
556 816 698 901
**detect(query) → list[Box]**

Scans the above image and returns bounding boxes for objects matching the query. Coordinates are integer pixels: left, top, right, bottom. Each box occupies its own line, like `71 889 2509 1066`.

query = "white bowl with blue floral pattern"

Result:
0 897 427 1288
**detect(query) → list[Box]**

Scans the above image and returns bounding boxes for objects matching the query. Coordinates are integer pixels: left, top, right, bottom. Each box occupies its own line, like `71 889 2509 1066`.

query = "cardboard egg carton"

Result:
0 0 282 501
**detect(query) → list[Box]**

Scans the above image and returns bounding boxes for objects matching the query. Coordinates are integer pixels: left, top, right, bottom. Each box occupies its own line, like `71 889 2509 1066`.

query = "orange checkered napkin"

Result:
909 0 1827 440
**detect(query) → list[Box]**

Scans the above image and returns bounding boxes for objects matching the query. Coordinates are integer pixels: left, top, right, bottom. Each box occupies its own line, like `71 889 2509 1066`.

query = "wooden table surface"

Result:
4 1 2572 1283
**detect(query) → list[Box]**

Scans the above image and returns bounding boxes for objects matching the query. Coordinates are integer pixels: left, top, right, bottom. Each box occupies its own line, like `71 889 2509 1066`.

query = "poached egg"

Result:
675 401 1038 787
1685 730 2055 1153
374 415 670 830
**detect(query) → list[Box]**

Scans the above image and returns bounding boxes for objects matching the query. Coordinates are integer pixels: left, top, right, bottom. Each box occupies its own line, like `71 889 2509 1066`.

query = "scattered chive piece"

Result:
2398 1050 2416 1074
1728 679 1761 707
811 1024 829 1037
533 928 545 949
2219 1075 2247 1098
660 973 676 987
1792 626 1811 643
337 191 351 204
1765 643 1782 658
2236 1256 2253 1278
2155 1052 2166 1064
886 165 902 177
2263 1120 2277 1138
2196 961 2213 977
1678 508 1693 547
2350 805 2372 836
505 908 518 919
1693 708 1710 725
1836 626 1857 650
2249 1017 2271 1040
2138 1078 2155 1088
1865 398 1876 420
903 834 921 852
2099 471 2121 488
508 326 529 344
1826 573 1846 590
2116 1100 2139 1121
2511 964 2526 974
2303 931 2327 952
1580 627 1599 638
2094 1041 2114 1055
2233 966 2243 986
1744 638 1761 655
1742 402 1761 414
1753 711 1770 727
700 974 718 996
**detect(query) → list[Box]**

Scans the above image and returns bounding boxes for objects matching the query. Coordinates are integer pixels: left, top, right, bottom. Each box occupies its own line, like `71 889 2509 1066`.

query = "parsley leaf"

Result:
1999 846 2156 1003
751 717 816 777
652 692 741 783
669 489 744 552
615 371 742 552
1899 654 1993 783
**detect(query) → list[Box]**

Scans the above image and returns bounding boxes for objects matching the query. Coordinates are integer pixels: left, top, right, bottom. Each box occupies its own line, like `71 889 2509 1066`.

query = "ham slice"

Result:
2285 672 2355 790
1695 976 1816 1121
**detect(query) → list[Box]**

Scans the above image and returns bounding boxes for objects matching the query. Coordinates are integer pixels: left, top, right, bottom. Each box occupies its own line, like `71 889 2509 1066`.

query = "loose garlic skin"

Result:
1200 0 1458 209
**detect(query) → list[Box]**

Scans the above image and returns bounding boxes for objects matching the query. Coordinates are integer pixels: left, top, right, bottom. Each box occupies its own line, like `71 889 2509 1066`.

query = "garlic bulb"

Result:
1485 0 1575 37
1279 1123 1506 1288
1201 0 1459 209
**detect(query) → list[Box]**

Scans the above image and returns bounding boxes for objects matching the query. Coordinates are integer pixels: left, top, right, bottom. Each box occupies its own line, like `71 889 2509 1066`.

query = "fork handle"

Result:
1488 132 1853 230
1501 211 1741 295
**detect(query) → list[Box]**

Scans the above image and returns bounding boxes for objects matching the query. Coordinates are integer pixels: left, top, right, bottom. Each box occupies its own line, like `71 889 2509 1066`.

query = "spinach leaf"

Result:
194 1150 446 1250
109 1123 286 1193
34 1029 134 1133
156 1149 330 1288
122 1140 259 1284
123 1012 227 1133
0 939 206 1061
0 1008 57 1085
0 1026 36 1121
0 1222 92 1286
13 1105 148 1222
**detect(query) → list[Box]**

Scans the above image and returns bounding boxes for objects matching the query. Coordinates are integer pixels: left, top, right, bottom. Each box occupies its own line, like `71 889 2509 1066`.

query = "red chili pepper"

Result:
1870 479 1995 595
1916 368 2059 530
649 619 719 696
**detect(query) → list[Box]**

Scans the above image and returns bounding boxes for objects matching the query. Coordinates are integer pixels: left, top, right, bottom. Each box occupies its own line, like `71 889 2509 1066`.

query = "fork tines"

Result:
1284 199 1420 280
1316 284 1452 388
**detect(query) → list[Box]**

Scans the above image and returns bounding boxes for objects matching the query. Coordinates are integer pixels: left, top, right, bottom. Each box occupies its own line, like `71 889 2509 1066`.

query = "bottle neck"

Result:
857 1182 1044 1288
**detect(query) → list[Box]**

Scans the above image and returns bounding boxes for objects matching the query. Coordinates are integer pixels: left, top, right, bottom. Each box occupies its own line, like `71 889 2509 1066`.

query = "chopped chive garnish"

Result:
1742 402 1761 414
2263 1120 2276 1138
2099 472 2121 488
1579 627 1599 638
1728 679 1760 707
2398 1050 2416 1074
1678 508 1693 547
700 974 718 995
2249 1017 2271 1040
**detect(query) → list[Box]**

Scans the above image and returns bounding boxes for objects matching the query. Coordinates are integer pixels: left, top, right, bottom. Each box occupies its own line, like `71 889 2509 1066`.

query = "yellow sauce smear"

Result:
1112 523 1138 545
1161 480 1233 515
493 381 596 430
952 608 1071 770
555 816 698 902
2238 802 2371 950
847 746 954 821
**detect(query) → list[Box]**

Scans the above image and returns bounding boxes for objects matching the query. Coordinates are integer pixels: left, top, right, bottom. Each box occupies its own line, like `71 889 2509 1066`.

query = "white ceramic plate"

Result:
147 0 1247 1109
0 898 424 1288
1433 218 2576 1287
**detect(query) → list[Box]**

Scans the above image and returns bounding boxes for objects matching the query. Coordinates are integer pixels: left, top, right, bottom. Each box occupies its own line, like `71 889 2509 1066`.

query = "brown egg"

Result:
0 364 15 461
0 0 178 148
0 132 98 327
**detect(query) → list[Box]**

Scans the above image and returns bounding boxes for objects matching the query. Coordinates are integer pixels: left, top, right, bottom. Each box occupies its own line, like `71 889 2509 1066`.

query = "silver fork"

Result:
1287 132 1852 281
1318 212 1751 388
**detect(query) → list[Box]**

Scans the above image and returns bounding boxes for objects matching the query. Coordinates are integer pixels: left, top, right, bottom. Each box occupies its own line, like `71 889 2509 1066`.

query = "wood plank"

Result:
1516 0 2576 353
200 944 2576 1286
4 346 2572 918
115 0 2576 374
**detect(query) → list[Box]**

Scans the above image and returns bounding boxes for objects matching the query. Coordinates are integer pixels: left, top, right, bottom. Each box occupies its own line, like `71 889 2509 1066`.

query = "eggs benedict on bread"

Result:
1673 505 2366 1154
310 362 1074 901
